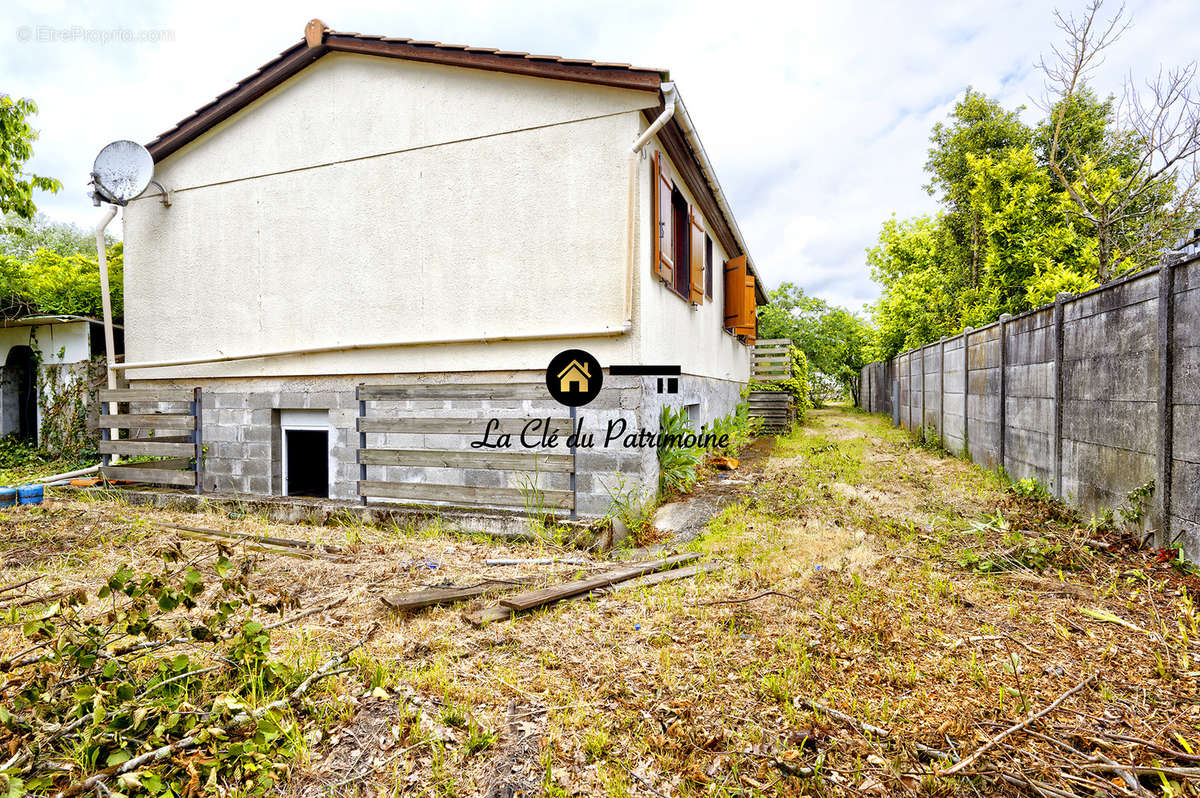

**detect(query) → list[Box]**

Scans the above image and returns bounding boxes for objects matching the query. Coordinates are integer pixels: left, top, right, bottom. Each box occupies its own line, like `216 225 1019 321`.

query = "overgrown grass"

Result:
0 434 94 485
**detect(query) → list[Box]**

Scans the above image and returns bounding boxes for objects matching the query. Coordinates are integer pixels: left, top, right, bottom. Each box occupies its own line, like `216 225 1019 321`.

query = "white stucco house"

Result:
119 20 765 517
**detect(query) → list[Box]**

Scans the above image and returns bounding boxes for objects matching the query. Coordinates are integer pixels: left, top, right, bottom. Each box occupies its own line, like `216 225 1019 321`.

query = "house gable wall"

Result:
122 53 658 379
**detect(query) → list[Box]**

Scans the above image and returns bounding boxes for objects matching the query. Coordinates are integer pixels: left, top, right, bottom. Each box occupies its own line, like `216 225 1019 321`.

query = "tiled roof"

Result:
145 20 666 162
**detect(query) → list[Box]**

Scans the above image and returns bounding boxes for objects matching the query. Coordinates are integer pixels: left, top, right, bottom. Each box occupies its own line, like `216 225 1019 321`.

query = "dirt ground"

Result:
2 407 1198 796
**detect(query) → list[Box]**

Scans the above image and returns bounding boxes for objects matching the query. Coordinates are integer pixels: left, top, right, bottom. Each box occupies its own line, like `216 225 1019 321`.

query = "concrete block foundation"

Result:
133 369 745 520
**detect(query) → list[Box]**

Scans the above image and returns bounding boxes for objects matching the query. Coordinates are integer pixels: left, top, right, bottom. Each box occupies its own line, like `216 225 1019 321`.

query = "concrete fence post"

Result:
998 314 1011 474
939 338 946 443
1157 260 1176 546
1052 293 1071 499
892 370 899 428
962 327 972 458
920 347 926 440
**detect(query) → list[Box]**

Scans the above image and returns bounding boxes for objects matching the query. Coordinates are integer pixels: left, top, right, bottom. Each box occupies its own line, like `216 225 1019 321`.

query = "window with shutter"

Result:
704 235 713 299
671 190 690 295
689 210 705 304
651 151 674 283
723 255 746 330
739 275 757 343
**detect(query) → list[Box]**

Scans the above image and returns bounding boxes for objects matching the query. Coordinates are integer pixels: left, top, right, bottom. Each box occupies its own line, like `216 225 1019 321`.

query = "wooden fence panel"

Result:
98 387 202 493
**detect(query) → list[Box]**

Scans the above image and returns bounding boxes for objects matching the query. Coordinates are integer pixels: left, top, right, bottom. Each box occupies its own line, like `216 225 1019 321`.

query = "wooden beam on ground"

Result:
159 523 346 555
170 527 350 562
497 553 699 612
381 580 528 612
463 558 717 626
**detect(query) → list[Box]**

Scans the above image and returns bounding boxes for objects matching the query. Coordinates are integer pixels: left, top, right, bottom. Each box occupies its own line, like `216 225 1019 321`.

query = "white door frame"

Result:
280 409 332 497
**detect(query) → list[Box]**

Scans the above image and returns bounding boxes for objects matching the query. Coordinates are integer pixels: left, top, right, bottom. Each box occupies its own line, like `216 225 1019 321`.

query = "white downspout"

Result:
94 205 119 454
626 82 676 326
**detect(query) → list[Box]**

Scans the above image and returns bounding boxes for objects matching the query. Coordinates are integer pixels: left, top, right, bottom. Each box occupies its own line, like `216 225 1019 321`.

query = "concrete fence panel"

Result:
858 254 1200 561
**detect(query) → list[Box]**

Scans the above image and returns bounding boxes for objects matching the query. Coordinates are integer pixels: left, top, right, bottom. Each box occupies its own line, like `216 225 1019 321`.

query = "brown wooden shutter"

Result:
723 255 746 329
652 151 674 283
689 209 705 304
739 275 758 343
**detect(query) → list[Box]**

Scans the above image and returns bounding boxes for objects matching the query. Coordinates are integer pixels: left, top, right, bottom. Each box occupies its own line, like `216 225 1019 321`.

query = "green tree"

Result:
866 215 961 358
1038 1 1200 279
0 212 107 259
0 242 123 319
965 145 1098 316
925 88 1033 286
756 282 870 401
0 96 61 220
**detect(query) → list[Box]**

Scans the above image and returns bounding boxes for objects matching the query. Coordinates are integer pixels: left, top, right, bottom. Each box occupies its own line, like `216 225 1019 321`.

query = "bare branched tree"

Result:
1039 0 1200 280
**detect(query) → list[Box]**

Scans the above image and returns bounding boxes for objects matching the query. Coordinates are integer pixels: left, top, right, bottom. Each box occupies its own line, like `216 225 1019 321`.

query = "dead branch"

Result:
690 590 803 606
0 574 44 595
941 674 1097 776
796 696 954 762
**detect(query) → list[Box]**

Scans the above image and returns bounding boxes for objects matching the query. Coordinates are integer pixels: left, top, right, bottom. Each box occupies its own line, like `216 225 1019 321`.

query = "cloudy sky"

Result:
3 0 1197 312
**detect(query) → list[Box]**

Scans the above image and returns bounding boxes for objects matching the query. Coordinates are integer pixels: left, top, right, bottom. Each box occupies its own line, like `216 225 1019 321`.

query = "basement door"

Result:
281 409 331 498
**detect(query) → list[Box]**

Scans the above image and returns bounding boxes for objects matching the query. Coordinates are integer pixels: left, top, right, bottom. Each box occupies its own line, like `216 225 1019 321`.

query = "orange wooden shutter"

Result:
652 151 674 283
738 275 758 343
689 209 705 304
723 255 746 329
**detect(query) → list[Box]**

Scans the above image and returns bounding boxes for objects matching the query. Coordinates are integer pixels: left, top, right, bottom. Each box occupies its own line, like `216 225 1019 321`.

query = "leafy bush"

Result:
657 405 701 496
0 243 123 319
704 402 761 457
1009 476 1052 501
749 345 812 421
0 552 358 796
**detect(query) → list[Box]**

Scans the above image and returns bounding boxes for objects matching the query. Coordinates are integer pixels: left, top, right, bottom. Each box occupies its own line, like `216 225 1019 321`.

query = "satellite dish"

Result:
91 140 154 205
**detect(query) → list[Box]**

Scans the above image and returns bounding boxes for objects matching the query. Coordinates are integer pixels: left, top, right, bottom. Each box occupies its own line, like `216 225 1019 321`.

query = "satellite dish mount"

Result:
89 140 169 206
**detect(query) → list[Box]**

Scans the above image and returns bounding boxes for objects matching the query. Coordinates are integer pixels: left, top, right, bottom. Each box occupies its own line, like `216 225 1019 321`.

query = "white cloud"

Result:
2 0 1197 313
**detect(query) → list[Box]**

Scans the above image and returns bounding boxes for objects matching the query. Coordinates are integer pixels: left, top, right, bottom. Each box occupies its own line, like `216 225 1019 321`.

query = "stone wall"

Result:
859 254 1200 561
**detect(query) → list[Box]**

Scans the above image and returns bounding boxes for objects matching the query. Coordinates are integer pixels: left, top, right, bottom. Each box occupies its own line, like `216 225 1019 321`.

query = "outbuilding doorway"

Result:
4 346 38 443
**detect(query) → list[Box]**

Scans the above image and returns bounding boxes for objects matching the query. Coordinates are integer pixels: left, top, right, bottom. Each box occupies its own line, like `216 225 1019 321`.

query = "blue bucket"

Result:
0 487 15 507
17 484 43 505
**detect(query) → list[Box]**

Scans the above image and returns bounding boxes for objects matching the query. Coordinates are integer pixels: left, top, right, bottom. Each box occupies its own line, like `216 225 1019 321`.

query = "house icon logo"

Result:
546 349 603 407
557 359 591 393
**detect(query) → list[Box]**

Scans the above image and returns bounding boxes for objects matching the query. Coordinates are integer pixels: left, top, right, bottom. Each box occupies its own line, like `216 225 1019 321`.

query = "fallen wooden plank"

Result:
593 561 721 594
464 560 718 626
172 528 349 562
159 523 346 555
463 605 515 626
381 580 527 612
498 553 698 612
